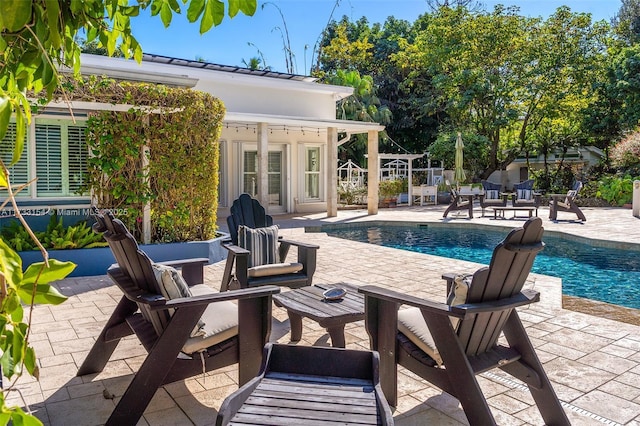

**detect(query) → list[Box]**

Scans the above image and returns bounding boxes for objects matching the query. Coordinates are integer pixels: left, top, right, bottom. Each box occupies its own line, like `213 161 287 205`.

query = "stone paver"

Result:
13 204 640 425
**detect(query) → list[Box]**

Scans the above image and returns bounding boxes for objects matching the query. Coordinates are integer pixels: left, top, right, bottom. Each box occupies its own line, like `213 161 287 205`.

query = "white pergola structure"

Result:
366 153 425 208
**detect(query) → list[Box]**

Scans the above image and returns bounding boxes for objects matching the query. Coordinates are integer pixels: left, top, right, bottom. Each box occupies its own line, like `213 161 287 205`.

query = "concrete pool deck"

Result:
13 203 640 425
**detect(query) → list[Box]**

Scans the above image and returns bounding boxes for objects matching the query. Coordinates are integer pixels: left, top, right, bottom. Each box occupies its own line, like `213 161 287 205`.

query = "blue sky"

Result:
129 0 622 75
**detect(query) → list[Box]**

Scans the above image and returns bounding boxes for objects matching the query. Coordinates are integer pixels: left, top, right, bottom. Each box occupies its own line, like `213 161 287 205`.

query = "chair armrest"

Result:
359 285 539 319
222 243 250 256
157 258 209 268
278 239 319 250
359 285 465 319
148 286 281 311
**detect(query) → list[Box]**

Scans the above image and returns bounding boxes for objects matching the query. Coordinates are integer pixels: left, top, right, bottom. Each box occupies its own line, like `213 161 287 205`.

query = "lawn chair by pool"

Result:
549 180 586 221
512 179 542 211
221 193 319 291
359 217 569 425
77 209 280 426
442 180 474 218
478 179 507 216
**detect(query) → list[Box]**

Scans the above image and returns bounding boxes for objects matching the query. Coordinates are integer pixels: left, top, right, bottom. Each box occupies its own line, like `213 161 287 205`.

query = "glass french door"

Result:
242 147 285 213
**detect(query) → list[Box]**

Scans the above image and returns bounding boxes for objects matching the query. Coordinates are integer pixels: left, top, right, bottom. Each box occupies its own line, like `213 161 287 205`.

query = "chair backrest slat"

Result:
93 209 170 336
457 217 544 357
227 193 273 244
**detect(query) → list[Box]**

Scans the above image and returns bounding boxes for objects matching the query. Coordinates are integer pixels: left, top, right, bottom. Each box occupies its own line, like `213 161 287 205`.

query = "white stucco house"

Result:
0 53 384 223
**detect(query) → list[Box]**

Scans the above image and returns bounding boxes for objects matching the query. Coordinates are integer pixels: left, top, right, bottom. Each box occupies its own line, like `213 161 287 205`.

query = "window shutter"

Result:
67 125 87 194
35 124 63 195
0 123 30 196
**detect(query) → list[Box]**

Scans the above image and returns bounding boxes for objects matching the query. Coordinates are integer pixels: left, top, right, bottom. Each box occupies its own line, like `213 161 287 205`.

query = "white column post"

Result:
257 122 269 208
327 127 338 217
367 130 379 215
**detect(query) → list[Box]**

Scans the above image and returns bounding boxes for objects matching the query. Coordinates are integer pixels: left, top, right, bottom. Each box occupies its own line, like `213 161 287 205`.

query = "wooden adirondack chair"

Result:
478 179 507 216
512 179 542 210
221 193 319 291
549 180 586 221
216 343 394 426
359 217 570 425
77 209 280 426
442 181 474 218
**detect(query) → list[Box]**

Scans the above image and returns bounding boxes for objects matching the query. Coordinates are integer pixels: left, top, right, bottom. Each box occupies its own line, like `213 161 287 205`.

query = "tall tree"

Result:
325 70 392 162
394 5 607 179
612 0 640 44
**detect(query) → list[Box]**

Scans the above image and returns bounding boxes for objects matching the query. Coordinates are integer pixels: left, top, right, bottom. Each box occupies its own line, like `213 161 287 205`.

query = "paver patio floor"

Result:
10 204 640 425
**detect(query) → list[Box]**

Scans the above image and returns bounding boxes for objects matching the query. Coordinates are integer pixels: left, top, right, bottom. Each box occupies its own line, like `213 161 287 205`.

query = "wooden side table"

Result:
272 283 365 348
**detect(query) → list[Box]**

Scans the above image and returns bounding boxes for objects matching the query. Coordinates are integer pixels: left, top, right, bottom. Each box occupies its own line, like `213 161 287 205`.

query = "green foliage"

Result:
75 76 223 243
611 130 640 174
337 186 367 205
597 175 638 206
378 179 405 198
429 131 490 181
0 239 71 425
1 215 108 252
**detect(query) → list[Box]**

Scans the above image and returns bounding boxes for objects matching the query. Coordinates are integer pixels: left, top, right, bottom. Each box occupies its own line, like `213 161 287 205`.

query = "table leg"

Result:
287 312 303 342
327 325 346 348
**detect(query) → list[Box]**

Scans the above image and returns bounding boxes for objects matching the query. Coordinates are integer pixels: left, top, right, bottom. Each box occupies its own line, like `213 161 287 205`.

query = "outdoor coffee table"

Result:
491 206 537 219
272 283 364 348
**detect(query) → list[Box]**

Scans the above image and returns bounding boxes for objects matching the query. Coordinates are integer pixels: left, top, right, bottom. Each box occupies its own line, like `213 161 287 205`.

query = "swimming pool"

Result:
324 224 640 310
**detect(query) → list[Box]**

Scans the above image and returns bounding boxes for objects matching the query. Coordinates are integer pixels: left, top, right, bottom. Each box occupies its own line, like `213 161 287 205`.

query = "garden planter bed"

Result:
18 233 228 277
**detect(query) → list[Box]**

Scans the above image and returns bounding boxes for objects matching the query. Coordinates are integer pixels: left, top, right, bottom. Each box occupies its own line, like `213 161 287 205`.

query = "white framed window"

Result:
303 145 323 202
0 117 87 199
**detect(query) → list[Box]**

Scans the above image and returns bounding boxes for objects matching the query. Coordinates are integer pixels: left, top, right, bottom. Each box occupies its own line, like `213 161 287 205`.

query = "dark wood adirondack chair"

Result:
442 181 474 218
221 193 319 291
478 179 507 216
512 179 542 211
77 209 280 426
216 343 394 425
359 217 570 425
549 180 586 221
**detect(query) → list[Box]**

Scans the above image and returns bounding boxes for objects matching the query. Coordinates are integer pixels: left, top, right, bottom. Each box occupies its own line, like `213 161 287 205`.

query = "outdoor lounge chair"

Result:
76 209 280 426
549 180 586 221
220 193 319 291
442 180 474 218
216 343 394 425
358 217 570 425
478 179 507 216
512 179 542 212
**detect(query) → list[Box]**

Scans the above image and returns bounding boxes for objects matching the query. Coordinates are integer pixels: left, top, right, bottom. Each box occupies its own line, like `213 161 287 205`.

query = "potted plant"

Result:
379 179 405 207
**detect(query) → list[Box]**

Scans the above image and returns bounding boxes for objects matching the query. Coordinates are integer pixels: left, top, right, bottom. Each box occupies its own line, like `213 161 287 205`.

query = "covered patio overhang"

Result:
225 112 384 217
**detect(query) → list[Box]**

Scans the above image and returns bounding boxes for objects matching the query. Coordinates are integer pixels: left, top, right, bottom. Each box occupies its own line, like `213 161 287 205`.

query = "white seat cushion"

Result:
398 307 442 365
182 295 238 354
248 262 303 278
398 274 472 366
485 189 499 200
151 266 239 354
517 189 532 200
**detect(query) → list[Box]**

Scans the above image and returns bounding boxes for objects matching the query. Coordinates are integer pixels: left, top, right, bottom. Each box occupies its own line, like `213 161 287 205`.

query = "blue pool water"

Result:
325 225 640 310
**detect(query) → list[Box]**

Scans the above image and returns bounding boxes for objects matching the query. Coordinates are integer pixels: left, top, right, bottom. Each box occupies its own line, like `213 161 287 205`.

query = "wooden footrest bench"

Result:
216 343 394 425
